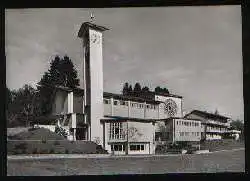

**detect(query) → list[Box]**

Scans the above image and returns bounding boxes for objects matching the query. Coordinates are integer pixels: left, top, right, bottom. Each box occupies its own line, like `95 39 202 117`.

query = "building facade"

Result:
184 110 231 140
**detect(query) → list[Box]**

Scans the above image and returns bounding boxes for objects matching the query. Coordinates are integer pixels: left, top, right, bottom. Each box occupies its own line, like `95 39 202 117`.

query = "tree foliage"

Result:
230 120 244 131
6 85 39 127
121 82 169 97
122 82 129 95
133 82 142 93
155 86 169 94
38 55 80 115
230 120 244 140
6 55 80 127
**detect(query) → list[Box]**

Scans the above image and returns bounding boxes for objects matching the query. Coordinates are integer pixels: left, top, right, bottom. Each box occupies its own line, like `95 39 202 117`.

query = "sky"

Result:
5 7 243 120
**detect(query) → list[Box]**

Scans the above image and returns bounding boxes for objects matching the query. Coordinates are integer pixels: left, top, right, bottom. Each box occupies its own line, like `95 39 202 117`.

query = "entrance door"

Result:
76 128 87 140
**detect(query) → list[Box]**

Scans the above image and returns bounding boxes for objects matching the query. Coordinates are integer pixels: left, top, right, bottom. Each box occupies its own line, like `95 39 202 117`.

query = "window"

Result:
176 121 178 125
146 105 150 109
111 144 125 151
196 132 200 136
180 132 184 136
109 122 124 140
114 100 119 106
120 100 125 106
185 132 189 136
131 103 138 107
103 99 110 104
130 144 145 151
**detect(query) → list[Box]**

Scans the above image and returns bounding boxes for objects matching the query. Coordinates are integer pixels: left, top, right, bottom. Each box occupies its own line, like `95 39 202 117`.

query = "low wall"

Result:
194 150 209 154
7 127 31 136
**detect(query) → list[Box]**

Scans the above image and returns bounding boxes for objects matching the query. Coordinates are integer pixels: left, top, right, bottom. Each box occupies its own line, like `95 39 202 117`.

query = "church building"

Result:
34 22 233 155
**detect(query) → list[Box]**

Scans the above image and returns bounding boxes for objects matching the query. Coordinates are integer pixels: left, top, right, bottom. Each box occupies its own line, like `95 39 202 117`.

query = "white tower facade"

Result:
78 22 108 146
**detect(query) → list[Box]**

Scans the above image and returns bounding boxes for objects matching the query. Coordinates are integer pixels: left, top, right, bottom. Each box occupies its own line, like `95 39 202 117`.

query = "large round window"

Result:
164 99 178 117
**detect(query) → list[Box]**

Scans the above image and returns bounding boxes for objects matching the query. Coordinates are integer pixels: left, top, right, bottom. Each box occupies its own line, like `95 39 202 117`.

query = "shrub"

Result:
65 149 69 154
40 149 48 154
13 142 27 154
28 127 38 132
32 148 38 154
14 142 27 150
54 141 60 145
155 145 168 154
49 149 54 154
55 125 68 138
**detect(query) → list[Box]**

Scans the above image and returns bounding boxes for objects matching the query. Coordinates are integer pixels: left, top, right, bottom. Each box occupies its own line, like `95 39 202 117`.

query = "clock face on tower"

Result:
164 99 178 117
90 33 101 44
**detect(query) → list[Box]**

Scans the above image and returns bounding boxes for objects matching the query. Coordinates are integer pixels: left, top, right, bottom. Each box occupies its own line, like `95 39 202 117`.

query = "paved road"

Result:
7 149 245 175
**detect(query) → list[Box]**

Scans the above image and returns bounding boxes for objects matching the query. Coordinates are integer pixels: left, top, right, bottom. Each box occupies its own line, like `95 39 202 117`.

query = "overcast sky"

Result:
5 7 243 120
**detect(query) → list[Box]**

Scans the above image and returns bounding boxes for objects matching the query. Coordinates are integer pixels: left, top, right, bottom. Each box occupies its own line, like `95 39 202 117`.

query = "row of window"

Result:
111 144 145 151
176 120 199 127
179 132 200 137
104 99 157 110
206 126 226 131
109 122 124 140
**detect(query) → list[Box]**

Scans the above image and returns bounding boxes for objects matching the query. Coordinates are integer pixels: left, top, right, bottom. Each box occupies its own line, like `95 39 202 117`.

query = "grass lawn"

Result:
7 149 245 175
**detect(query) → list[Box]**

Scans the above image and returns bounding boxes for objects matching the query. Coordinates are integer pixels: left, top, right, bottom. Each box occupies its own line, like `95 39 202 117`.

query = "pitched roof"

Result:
184 110 230 121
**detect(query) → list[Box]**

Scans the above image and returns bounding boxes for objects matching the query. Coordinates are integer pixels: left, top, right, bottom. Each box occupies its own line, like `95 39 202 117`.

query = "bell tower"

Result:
78 22 109 146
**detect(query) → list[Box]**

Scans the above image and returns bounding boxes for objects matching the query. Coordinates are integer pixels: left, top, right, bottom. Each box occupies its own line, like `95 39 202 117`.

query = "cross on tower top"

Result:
90 12 95 22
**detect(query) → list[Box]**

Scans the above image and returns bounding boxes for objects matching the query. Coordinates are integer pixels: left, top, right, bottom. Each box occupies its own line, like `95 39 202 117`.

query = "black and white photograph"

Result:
6 6 244 175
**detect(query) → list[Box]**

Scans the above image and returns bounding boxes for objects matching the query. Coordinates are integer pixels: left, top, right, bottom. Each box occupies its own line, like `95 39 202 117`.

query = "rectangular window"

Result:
176 121 178 125
120 100 125 106
109 122 124 140
111 144 124 151
103 99 110 104
114 100 119 106
131 103 137 107
146 105 150 109
140 145 144 150
130 144 145 151
125 101 129 106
